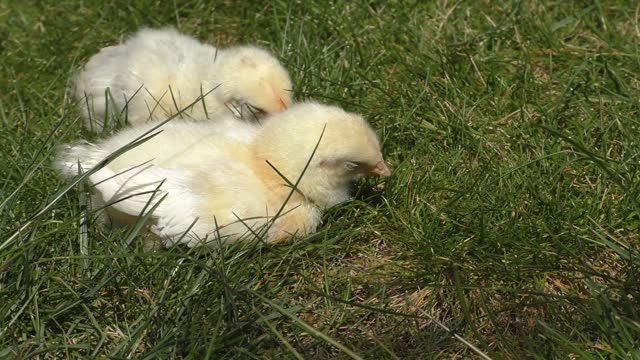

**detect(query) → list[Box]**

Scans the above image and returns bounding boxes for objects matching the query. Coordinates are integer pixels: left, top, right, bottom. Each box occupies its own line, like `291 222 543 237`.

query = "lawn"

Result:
1 0 639 358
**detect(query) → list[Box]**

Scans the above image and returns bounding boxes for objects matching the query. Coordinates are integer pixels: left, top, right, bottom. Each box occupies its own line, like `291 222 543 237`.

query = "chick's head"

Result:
254 102 390 208
218 46 292 117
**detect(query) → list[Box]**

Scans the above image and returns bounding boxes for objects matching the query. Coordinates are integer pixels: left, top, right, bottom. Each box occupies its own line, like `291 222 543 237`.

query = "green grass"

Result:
1 0 640 358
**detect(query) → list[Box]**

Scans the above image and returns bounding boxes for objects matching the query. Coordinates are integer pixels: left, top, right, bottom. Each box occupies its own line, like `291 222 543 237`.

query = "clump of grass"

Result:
1 0 639 358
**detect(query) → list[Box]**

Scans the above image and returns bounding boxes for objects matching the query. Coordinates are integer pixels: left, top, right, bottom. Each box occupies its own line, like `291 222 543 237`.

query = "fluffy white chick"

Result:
75 27 292 131
54 102 390 247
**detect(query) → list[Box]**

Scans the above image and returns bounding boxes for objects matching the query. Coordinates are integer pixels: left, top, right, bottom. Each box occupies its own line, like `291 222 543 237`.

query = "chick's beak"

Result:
369 161 391 177
276 97 287 112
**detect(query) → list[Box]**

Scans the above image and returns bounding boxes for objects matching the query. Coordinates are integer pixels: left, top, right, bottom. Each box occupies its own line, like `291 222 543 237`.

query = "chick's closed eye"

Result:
333 160 390 177
344 161 360 171
246 104 267 117
319 159 358 171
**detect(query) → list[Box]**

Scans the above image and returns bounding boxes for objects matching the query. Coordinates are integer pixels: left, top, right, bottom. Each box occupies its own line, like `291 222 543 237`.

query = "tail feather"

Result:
53 142 168 218
87 165 167 218
53 142 106 179
74 45 130 130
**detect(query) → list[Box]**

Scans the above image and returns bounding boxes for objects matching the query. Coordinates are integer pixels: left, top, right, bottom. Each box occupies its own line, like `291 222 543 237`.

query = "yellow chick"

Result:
75 27 292 131
55 102 390 247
